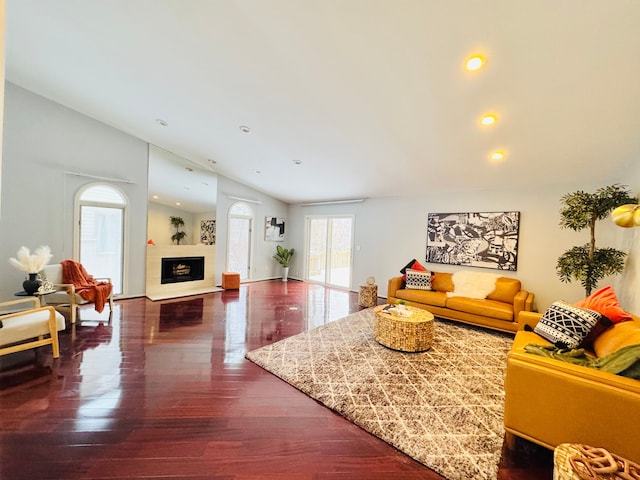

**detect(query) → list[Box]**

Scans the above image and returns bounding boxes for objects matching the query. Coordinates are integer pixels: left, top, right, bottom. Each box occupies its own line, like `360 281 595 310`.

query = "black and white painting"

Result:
265 217 285 241
200 220 216 245
426 211 520 270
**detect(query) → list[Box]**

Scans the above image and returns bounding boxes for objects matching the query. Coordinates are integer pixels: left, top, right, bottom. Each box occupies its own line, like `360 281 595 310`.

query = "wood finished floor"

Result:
0 280 553 479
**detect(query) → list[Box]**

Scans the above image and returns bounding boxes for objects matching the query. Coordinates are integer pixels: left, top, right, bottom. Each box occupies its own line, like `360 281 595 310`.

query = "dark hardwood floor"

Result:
1 280 553 479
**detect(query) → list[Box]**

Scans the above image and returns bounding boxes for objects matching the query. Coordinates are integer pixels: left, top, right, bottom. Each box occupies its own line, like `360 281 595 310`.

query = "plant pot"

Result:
282 266 289 282
23 273 42 295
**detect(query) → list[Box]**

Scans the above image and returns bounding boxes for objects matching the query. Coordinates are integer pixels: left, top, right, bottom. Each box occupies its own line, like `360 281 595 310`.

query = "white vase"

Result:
282 266 289 282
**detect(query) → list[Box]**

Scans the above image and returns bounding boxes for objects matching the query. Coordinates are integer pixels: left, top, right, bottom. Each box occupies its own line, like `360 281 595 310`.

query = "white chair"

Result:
41 263 114 325
0 297 66 359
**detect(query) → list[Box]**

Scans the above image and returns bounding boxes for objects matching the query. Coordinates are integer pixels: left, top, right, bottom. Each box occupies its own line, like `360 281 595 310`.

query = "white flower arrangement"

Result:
9 245 53 274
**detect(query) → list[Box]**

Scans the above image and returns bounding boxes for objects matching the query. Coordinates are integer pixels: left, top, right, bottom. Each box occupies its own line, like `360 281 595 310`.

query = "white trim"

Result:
65 171 135 184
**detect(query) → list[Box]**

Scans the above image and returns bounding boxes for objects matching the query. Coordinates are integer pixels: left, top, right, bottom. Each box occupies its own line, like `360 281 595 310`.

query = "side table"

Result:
358 284 378 307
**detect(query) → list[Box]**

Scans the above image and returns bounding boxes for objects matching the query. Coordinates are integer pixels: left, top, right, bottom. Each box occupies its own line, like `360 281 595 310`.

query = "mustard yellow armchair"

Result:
504 311 640 462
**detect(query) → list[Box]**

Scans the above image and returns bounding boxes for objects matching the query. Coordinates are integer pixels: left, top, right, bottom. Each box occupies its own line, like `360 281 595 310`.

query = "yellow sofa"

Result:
504 311 640 462
387 272 535 333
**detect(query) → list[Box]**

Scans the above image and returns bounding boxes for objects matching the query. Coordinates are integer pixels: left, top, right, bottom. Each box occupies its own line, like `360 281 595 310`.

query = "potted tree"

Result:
556 184 637 296
170 216 187 245
273 245 295 282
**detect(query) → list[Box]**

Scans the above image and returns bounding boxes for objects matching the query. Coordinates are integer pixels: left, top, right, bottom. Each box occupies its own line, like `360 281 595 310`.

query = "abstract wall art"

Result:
200 220 216 245
426 211 520 270
265 217 285 241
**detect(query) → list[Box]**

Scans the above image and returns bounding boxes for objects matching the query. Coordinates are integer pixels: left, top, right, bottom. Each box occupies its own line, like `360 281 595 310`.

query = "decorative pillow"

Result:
400 259 427 279
579 315 614 348
574 285 632 324
405 268 432 291
534 301 604 349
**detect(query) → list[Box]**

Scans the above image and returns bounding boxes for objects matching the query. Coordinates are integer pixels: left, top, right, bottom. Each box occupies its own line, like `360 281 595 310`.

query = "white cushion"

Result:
42 264 64 284
43 291 89 305
0 309 66 347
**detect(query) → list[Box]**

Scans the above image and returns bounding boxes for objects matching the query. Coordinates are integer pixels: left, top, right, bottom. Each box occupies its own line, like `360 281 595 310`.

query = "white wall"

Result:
147 203 215 246
287 181 639 313
192 212 216 244
215 176 288 285
147 202 195 246
0 83 149 298
616 161 640 314
3 83 638 311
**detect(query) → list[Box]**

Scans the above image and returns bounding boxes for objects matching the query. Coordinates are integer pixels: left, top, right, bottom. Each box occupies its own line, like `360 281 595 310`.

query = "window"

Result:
75 184 127 294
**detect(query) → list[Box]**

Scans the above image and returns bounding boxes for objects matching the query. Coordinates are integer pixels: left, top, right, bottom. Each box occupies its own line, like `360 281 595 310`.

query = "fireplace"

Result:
161 256 205 284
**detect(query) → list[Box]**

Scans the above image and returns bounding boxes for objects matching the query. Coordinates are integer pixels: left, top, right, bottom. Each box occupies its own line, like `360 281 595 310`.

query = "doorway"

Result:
75 184 126 295
227 202 253 280
305 215 354 289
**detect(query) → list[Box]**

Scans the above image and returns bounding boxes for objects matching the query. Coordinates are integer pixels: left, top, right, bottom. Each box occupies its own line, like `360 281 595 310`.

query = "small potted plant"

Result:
273 245 294 282
170 216 187 245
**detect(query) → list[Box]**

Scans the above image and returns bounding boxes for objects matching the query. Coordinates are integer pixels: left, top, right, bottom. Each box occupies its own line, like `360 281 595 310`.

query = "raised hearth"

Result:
146 245 219 301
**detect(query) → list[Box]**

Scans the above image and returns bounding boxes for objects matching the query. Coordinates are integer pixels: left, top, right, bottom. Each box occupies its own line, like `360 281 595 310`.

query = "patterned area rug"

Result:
246 308 514 480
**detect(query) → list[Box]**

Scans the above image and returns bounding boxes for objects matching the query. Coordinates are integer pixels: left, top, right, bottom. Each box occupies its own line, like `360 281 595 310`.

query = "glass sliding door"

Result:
305 215 353 289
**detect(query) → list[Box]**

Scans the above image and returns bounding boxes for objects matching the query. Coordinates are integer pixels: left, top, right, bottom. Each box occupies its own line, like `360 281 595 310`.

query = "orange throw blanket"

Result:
61 259 112 313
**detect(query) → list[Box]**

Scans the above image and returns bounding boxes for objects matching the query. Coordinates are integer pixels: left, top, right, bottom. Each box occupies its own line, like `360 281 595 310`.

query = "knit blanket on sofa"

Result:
61 259 112 313
525 343 640 379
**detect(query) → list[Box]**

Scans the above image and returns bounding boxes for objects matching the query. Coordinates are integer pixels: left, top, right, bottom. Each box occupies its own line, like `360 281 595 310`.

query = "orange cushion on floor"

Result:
222 272 240 289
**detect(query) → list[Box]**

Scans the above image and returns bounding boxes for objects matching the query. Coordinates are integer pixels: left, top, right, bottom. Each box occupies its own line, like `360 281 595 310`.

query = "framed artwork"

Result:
200 220 216 245
265 217 285 241
426 211 520 271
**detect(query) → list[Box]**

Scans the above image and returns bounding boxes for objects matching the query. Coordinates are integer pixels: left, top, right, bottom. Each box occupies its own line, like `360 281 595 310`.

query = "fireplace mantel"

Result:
146 245 219 301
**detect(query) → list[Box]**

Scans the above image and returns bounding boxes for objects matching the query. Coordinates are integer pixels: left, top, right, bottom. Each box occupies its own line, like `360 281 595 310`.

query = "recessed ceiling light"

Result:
490 151 506 161
208 159 216 164
176 202 181 206
465 55 485 71
481 114 497 126
155 118 168 127
255 170 261 174
184 186 190 190
152 195 159 199
185 167 193 172
293 160 302 165
239 125 252 134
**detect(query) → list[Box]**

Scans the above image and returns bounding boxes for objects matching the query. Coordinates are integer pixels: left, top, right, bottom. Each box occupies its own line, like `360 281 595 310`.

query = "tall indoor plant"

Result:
273 245 294 282
170 216 187 245
556 184 637 296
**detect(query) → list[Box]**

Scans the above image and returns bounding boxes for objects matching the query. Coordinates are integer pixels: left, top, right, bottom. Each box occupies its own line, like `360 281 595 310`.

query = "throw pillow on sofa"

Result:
405 268 432 291
534 301 605 349
574 286 630 347
574 285 632 323
400 259 427 280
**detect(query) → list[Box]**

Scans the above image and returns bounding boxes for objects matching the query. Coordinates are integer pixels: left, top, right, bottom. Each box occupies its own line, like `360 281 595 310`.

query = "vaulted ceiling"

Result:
6 1 640 204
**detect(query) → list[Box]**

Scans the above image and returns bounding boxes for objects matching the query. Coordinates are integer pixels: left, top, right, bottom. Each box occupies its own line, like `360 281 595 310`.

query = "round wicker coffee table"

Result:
373 304 434 352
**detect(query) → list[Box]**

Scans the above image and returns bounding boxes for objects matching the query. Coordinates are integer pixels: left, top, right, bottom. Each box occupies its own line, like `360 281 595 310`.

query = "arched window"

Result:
75 183 127 294
227 202 254 280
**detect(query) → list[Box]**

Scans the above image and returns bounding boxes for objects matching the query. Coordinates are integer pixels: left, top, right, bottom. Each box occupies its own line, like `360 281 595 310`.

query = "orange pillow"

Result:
400 259 427 280
574 285 632 323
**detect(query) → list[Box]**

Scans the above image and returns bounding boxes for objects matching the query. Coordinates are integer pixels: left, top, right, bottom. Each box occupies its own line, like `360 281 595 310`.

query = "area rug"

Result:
245 308 514 480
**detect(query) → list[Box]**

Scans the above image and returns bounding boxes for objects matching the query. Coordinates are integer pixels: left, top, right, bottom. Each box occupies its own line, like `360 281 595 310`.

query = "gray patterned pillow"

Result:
534 301 603 349
405 268 432 291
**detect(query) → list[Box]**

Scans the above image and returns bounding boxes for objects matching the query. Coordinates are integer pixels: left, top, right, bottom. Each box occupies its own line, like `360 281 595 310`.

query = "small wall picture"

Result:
426 211 520 271
200 220 216 245
265 217 285 241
